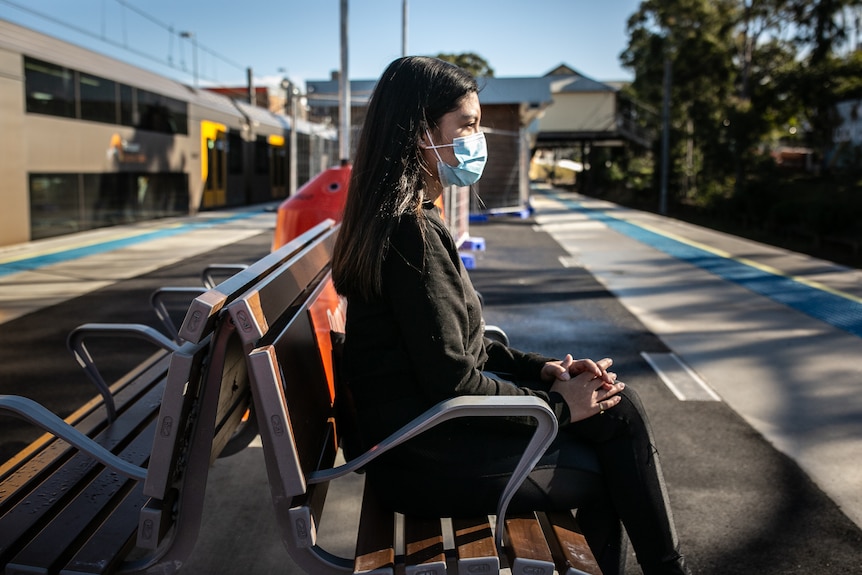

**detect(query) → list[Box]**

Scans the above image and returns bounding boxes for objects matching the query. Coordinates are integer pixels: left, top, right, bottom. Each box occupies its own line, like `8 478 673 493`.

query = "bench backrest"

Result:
178 220 337 344
246 275 349 574
133 221 338 564
143 220 337 500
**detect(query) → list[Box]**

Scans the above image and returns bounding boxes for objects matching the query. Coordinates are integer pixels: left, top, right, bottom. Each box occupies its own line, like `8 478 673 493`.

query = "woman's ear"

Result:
418 130 430 150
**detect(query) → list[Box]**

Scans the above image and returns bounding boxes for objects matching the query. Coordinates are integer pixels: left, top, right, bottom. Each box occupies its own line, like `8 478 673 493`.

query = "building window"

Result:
24 57 75 118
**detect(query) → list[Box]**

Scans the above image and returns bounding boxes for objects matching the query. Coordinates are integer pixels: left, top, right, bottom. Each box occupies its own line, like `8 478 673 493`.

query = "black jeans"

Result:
366 387 683 575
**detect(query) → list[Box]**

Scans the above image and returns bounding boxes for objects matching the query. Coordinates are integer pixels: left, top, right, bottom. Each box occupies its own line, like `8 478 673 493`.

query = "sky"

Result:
0 0 643 93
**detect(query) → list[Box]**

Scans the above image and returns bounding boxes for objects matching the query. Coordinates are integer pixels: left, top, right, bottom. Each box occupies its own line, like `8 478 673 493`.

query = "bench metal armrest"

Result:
483 325 509 346
201 263 249 289
0 394 147 480
150 287 207 342
66 323 179 422
308 395 558 551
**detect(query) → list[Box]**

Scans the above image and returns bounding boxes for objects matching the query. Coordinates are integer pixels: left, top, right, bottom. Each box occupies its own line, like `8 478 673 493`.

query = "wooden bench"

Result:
238 250 603 575
0 220 338 575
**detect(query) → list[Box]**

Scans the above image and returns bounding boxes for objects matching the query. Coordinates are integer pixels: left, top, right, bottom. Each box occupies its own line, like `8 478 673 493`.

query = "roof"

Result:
306 79 377 107
549 75 617 94
477 77 552 107
305 76 553 108
544 62 619 93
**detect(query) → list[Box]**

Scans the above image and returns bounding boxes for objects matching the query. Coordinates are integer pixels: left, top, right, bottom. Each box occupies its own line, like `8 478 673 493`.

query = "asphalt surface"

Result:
1 192 860 574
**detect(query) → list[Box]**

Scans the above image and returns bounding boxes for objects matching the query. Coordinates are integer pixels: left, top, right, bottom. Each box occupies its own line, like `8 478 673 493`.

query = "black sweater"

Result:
343 202 570 454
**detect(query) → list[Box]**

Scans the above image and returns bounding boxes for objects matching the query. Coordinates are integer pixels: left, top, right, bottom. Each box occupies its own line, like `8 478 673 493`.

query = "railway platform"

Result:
1 188 860 574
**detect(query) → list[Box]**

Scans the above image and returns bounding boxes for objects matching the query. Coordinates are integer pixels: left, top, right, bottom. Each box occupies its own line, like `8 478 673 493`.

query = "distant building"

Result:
204 86 270 110
304 64 652 215
536 64 651 150
305 73 552 214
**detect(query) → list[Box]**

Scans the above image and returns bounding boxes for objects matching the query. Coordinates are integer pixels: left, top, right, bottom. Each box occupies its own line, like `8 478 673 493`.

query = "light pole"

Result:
402 0 408 57
339 0 350 165
179 31 198 88
659 55 671 216
281 77 300 196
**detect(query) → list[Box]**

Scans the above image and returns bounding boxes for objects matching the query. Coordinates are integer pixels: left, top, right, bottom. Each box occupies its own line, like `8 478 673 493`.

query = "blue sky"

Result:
0 0 643 91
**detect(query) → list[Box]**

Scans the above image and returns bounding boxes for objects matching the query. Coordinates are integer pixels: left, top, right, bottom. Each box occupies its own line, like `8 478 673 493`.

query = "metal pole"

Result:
289 86 298 195
180 32 197 88
402 0 408 57
247 67 255 106
191 35 198 88
659 55 671 215
339 0 351 165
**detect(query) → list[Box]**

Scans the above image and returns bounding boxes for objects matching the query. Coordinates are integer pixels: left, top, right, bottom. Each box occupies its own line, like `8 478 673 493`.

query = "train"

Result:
0 19 338 247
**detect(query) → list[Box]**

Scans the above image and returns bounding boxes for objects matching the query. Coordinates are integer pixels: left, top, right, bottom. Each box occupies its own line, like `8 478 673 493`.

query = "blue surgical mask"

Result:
426 130 487 187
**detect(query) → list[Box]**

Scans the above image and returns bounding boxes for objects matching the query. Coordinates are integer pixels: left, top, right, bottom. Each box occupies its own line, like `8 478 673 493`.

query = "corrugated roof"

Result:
550 75 617 94
477 77 552 106
306 79 377 108
306 76 553 107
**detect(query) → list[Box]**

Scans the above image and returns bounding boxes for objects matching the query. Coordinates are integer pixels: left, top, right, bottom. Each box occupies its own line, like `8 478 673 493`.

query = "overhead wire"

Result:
0 0 246 84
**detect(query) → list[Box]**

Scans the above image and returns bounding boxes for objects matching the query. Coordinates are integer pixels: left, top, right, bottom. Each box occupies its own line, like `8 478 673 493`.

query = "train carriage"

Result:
0 19 335 246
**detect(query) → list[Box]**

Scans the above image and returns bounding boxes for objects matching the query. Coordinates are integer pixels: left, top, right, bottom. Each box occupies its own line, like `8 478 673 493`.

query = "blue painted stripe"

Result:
548 192 862 339
0 211 261 279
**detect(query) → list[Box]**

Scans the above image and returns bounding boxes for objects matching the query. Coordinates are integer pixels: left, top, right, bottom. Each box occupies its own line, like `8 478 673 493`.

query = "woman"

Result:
332 56 691 575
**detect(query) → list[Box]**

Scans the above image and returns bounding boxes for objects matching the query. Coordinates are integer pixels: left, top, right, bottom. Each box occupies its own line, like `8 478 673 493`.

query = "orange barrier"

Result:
272 165 351 251
307 278 344 401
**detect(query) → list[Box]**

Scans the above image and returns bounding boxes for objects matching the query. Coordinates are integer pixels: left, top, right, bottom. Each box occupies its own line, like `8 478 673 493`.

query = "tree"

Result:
621 0 737 202
433 52 495 77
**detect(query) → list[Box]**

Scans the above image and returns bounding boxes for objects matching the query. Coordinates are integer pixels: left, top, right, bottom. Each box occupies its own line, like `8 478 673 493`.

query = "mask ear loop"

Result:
424 129 447 163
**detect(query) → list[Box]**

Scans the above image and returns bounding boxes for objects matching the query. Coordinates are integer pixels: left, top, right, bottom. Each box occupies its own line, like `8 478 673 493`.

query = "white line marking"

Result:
640 351 722 402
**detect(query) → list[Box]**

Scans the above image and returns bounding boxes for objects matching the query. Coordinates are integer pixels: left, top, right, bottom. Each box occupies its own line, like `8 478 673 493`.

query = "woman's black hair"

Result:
332 56 478 301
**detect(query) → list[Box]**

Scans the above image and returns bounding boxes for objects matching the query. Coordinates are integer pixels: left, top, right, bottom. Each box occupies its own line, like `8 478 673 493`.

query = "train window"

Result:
29 174 81 240
137 89 175 134
79 73 118 124
227 131 243 174
255 136 269 174
136 90 187 135
119 84 135 126
24 57 75 118
162 96 189 135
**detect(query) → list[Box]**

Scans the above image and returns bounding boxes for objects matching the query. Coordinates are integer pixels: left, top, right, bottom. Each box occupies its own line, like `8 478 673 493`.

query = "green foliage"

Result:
622 0 862 200
432 53 495 77
615 0 862 265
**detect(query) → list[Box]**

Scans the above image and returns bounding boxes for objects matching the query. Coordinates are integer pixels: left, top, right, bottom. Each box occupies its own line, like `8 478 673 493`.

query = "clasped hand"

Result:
542 355 625 423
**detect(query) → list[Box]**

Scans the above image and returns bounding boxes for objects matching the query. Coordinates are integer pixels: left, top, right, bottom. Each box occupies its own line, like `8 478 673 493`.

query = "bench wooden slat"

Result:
0 353 170 486
404 515 447 575
5 422 155 573
542 510 602 575
353 482 395 575
504 514 555 575
0 381 164 568
61 482 149 575
452 516 499 574
209 330 252 464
